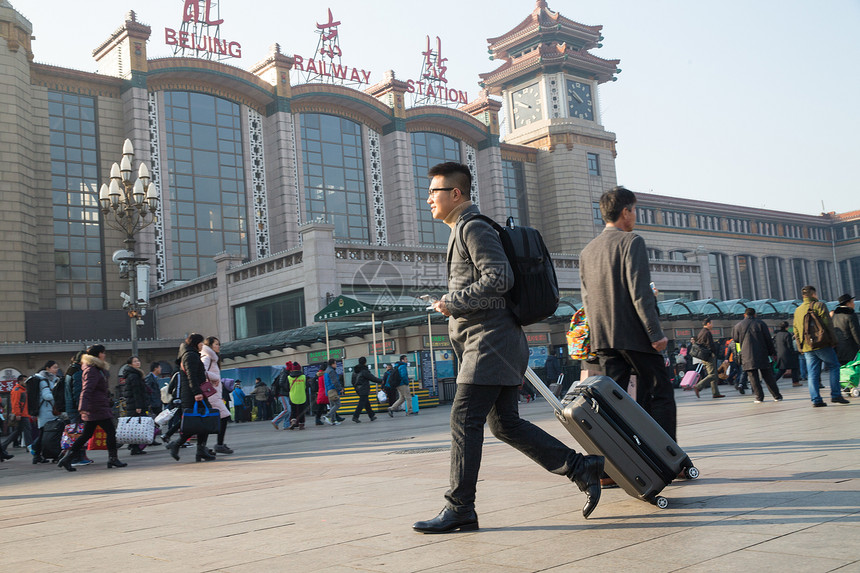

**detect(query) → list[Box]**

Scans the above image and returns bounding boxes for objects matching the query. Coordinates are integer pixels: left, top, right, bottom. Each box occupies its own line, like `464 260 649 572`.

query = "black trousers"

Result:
289 401 307 424
68 418 118 457
775 368 800 384
746 368 782 401
352 394 375 420
597 348 677 441
445 384 583 512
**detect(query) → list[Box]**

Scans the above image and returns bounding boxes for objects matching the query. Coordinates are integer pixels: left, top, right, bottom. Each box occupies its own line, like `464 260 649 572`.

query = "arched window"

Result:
411 132 461 247
300 113 368 242
163 91 248 280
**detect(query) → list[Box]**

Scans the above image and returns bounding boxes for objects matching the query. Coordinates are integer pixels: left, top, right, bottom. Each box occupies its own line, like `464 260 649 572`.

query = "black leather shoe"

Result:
832 396 850 404
167 439 181 461
57 450 76 472
412 507 479 534
572 455 605 519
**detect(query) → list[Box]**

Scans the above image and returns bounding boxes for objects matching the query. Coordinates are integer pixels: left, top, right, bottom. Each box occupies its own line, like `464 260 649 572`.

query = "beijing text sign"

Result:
165 0 242 60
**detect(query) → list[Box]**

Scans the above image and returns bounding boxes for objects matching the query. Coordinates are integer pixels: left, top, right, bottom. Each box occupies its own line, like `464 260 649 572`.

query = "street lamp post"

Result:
99 138 159 357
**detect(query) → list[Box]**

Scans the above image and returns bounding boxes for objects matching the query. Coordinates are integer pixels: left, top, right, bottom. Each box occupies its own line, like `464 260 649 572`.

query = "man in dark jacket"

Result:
413 162 603 534
732 308 782 403
692 318 725 399
580 186 676 440
145 362 163 415
772 322 801 386
832 293 860 365
351 357 382 423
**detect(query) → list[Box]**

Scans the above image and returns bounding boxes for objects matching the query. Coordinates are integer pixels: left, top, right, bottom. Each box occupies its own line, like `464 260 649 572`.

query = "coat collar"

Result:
81 354 108 370
444 201 475 229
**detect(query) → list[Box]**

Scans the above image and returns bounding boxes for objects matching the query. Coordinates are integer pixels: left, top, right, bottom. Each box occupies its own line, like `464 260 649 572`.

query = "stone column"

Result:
367 71 415 245
299 223 337 326
214 252 246 343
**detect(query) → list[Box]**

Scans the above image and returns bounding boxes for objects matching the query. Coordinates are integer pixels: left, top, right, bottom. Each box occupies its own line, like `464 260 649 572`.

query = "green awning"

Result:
314 294 429 322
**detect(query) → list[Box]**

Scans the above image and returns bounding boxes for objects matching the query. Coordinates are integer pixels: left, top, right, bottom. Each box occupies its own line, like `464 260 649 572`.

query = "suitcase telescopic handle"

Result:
525 367 565 415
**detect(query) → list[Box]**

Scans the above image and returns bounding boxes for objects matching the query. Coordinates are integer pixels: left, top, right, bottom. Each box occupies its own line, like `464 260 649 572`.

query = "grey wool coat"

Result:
579 226 665 355
443 204 528 386
732 317 776 371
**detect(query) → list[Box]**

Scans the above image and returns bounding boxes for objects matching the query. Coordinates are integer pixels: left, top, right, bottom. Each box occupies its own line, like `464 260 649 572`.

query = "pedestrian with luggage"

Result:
165 333 217 462
57 345 127 471
579 186 677 441
732 308 783 403
692 319 725 399
31 360 60 464
119 356 149 455
388 355 414 416
413 162 603 533
793 285 848 407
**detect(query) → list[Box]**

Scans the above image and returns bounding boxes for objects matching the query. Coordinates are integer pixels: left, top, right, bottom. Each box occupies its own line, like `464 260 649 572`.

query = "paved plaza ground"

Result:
1 381 859 572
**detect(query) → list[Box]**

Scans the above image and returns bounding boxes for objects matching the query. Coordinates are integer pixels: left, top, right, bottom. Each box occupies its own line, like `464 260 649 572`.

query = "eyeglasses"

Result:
428 187 456 197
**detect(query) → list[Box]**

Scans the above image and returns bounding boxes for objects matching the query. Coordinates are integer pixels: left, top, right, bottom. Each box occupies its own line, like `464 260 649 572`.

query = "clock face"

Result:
511 83 542 129
566 80 594 120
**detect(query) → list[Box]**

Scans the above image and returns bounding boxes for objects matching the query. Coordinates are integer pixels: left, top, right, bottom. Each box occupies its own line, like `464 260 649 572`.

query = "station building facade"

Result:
0 0 858 378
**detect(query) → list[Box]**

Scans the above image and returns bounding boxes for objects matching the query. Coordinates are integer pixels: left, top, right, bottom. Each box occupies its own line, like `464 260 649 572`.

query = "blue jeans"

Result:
798 355 808 379
804 348 841 403
271 396 291 428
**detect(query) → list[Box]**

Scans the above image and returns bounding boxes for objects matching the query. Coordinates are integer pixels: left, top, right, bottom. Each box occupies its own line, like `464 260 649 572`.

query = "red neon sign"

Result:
422 36 448 84
165 0 242 59
183 0 223 25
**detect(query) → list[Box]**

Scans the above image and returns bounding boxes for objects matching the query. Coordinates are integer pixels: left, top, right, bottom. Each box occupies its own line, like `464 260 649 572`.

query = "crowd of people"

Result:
0 334 422 467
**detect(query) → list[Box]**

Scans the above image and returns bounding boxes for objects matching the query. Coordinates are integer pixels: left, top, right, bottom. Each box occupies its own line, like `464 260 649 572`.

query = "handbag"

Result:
87 426 108 450
61 422 85 450
199 380 217 398
180 401 220 435
376 389 388 404
116 416 156 445
154 407 178 428
690 343 712 361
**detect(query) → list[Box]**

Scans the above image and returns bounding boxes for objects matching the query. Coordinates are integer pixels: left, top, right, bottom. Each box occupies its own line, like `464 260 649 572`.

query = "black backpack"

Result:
452 214 559 326
52 375 67 413
26 375 43 417
387 367 401 388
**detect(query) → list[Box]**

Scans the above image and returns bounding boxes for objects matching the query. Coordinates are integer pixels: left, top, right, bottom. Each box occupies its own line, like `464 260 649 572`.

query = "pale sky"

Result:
14 0 859 216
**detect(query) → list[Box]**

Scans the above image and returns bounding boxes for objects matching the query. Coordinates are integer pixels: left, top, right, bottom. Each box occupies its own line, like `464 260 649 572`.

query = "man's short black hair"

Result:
328 358 337 366
744 308 756 317
399 354 407 361
801 285 817 297
150 362 161 372
702 318 712 326
599 186 637 223
428 162 472 200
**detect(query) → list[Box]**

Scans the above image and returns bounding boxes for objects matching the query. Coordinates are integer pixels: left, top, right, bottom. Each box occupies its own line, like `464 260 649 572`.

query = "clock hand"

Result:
570 90 583 104
515 101 532 109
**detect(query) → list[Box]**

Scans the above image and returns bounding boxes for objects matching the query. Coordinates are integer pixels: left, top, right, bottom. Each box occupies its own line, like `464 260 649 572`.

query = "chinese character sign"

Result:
317 8 342 59
183 0 223 25
422 35 448 84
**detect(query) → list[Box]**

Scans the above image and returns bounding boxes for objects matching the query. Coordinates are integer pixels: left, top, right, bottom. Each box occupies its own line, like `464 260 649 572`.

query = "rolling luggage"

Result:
680 364 702 389
40 418 65 461
525 368 698 509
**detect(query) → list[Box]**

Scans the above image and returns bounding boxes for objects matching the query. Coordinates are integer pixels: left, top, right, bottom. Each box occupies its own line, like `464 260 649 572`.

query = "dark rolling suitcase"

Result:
526 369 698 509
40 418 65 461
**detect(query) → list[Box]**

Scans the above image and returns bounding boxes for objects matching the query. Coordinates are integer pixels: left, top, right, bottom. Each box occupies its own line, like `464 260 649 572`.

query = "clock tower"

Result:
480 0 621 254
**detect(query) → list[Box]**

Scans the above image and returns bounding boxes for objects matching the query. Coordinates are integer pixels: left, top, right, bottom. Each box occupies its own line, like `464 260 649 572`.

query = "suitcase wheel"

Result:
655 496 669 509
684 466 700 480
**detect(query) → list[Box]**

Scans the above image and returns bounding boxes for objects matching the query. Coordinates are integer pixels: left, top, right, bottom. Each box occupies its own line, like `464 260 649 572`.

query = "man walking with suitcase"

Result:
413 162 603 534
579 187 677 441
